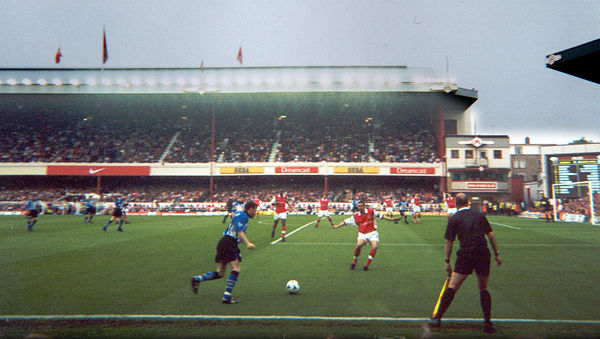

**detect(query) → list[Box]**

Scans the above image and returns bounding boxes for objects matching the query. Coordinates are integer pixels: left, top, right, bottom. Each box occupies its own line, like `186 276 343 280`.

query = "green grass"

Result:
1 214 599 338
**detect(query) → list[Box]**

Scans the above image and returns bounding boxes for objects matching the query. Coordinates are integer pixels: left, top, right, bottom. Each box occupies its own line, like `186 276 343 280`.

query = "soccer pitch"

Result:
1 214 599 338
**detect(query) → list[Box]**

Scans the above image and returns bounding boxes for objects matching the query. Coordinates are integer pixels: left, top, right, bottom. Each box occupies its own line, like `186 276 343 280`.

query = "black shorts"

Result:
86 207 96 215
454 247 491 276
112 208 123 218
26 210 38 218
215 235 241 263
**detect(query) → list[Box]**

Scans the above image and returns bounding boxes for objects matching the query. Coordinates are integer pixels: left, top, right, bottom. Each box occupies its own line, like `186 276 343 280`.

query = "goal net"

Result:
552 181 598 225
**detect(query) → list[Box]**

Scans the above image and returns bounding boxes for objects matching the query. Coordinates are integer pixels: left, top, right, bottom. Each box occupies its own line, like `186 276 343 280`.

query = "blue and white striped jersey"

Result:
224 211 250 242
25 200 41 211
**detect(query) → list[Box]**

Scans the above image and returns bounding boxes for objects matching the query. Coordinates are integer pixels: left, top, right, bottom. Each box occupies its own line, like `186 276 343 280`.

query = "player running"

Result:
444 193 457 219
102 196 126 232
383 196 395 218
411 194 422 224
82 199 96 223
24 199 42 232
332 201 401 271
190 200 257 304
271 191 290 241
315 194 334 228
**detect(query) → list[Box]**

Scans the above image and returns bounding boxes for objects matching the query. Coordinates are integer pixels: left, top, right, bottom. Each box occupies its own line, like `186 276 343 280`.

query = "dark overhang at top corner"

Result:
546 38 600 84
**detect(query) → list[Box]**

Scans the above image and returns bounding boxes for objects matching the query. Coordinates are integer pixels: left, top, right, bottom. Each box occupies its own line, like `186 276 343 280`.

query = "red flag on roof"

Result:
236 47 243 65
102 27 108 64
55 46 62 64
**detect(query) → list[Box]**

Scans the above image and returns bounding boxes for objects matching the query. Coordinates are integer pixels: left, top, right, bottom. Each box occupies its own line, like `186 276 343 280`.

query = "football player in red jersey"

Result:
315 194 334 228
271 191 290 241
332 201 401 271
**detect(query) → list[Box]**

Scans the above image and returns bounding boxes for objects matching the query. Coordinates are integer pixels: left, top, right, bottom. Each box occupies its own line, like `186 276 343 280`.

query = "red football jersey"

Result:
384 198 393 208
274 195 287 213
319 198 329 210
445 197 456 208
347 208 377 234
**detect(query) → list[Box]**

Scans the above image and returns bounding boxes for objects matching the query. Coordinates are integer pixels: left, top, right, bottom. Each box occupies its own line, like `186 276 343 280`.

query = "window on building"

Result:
493 150 502 159
515 146 522 155
480 151 487 159
465 149 473 159
451 149 459 159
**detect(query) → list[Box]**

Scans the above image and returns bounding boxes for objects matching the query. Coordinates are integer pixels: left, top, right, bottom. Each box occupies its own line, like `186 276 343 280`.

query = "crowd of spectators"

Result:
0 110 441 164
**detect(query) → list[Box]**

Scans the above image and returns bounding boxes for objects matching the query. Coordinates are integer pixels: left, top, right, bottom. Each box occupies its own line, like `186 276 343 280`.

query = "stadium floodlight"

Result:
86 78 97 86
37 78 47 86
22 78 32 85
69 79 80 86
7 78 17 86
101 78 112 86
52 78 62 86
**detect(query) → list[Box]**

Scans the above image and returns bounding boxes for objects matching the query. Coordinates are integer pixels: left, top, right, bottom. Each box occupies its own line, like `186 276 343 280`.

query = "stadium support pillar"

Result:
96 176 101 195
209 102 215 200
437 104 447 193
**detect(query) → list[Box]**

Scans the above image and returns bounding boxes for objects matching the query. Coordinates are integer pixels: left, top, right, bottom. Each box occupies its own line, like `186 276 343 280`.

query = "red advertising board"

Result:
390 167 435 175
46 165 150 176
275 167 319 174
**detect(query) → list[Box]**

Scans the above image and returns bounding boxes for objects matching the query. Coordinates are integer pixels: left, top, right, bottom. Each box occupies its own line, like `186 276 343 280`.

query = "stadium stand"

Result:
0 110 440 164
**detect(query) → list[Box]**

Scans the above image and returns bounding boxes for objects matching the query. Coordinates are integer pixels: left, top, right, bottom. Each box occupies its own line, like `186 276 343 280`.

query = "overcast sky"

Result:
1 0 599 144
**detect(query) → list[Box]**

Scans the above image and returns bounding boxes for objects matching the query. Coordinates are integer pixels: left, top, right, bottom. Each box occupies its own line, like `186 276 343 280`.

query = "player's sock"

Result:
103 220 112 230
26 221 32 230
222 270 239 302
82 217 88 223
434 287 456 320
193 271 220 282
88 216 94 222
281 225 286 239
480 290 492 323
117 220 124 231
364 248 377 267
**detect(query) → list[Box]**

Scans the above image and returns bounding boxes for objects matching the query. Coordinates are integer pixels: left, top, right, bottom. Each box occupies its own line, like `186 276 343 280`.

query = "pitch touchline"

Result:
278 242 600 247
2 315 599 324
270 221 316 244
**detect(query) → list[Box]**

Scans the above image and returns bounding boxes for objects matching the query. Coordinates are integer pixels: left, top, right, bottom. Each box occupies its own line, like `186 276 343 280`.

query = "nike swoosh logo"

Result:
89 168 105 174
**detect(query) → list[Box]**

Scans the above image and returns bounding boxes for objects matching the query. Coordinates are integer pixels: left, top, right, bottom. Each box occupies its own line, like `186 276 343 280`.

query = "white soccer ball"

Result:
286 279 300 294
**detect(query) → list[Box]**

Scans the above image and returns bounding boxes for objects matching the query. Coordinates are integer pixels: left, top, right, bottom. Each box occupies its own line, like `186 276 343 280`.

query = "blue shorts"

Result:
454 247 491 276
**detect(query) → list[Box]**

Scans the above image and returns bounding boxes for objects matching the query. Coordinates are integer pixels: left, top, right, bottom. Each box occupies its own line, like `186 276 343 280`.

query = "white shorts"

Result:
447 207 457 216
412 205 421 213
317 210 331 218
274 212 287 220
385 207 395 213
357 230 379 243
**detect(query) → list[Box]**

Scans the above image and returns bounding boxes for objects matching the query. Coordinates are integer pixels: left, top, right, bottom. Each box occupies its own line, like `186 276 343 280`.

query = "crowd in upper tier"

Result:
0 110 441 164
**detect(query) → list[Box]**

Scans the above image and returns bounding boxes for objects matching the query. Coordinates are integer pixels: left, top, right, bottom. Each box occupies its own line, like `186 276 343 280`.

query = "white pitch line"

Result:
268 242 600 247
270 221 316 245
2 314 599 325
490 221 521 230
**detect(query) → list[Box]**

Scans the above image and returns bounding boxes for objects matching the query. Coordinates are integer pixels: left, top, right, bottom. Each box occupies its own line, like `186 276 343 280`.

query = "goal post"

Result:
552 181 596 225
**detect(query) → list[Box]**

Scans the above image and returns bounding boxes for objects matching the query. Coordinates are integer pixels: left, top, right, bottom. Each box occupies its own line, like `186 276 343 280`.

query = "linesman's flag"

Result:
236 47 243 65
55 46 62 64
102 27 109 64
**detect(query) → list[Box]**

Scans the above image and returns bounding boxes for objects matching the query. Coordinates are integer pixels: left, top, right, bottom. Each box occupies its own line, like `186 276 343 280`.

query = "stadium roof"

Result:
546 38 600 84
0 66 477 118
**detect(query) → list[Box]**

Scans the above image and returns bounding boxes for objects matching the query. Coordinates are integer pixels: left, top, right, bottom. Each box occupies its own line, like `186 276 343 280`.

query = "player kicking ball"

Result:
332 201 401 271
190 200 257 304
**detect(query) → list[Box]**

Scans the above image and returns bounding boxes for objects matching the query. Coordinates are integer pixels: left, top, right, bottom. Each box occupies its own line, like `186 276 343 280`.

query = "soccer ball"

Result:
286 279 300 294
